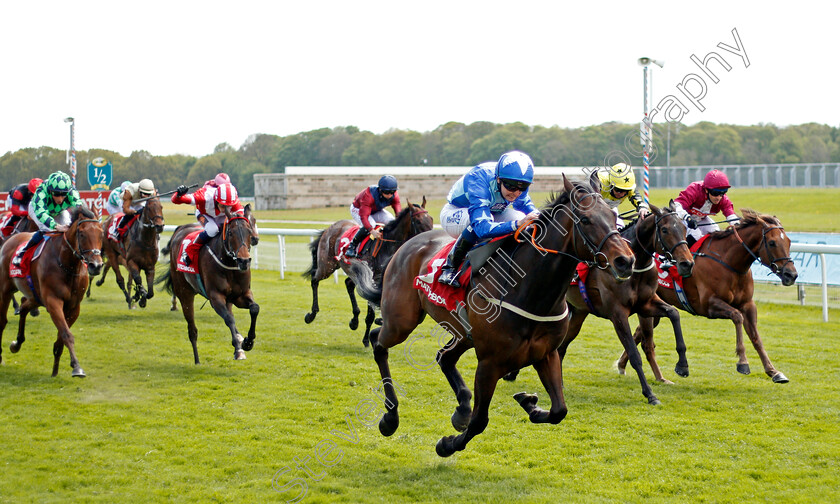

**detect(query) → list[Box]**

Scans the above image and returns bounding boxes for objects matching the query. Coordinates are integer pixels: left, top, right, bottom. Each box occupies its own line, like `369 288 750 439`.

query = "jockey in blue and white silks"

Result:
437 151 540 288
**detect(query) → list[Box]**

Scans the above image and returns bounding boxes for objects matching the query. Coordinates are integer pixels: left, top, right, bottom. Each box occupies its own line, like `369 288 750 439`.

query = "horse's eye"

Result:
768 240 776 247
661 227 669 234
580 217 590 225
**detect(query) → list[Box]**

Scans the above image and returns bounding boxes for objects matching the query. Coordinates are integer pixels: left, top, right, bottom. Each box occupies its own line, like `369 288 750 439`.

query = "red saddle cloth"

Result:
0 212 13 238
413 240 472 312
9 239 49 278
335 225 376 263
175 230 202 274
107 213 138 242
656 234 710 288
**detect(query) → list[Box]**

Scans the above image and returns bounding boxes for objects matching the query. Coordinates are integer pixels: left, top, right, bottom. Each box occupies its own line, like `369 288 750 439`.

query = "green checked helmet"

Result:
46 171 73 195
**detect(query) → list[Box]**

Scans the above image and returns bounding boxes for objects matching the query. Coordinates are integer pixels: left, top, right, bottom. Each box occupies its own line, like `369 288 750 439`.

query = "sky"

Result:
2 0 837 158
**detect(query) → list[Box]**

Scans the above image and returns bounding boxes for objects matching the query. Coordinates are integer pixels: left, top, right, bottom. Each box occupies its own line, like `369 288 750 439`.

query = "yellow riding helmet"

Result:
608 163 636 191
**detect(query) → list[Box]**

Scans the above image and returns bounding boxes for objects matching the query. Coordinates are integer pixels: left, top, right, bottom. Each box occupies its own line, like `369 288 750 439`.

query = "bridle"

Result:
635 210 688 263
58 218 102 273
221 215 252 262
733 221 793 276
140 199 165 230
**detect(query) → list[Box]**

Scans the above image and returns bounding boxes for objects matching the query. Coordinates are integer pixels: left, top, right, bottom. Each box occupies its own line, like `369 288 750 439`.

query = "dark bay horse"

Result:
0 205 103 377
560 201 695 404
156 205 259 364
622 209 797 383
0 215 39 316
303 198 433 347
352 177 635 456
92 196 165 308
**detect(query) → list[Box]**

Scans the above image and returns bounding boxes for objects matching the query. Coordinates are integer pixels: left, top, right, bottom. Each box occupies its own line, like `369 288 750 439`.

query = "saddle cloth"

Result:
107 213 139 242
414 240 472 312
656 234 710 289
335 225 377 263
9 238 50 278
175 230 202 274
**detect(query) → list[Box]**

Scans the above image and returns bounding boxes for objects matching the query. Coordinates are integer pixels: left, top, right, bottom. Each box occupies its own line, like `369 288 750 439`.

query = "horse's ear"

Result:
668 198 676 211
562 173 574 193
649 203 660 215
421 195 427 208
588 170 601 193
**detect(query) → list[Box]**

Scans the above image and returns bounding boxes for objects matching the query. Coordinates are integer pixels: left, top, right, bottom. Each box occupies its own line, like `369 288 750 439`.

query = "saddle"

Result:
336 225 380 263
9 238 50 278
175 230 202 274
108 213 139 242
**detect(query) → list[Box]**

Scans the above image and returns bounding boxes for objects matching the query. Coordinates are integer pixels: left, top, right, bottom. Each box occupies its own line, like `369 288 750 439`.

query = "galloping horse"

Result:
92 196 165 308
560 201 695 403
1 214 40 316
156 205 259 364
0 205 103 377
303 198 433 347
622 209 798 383
352 177 635 456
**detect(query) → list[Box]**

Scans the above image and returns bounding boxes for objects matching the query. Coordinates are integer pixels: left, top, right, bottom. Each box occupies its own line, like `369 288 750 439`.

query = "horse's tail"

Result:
302 229 327 279
349 260 382 304
154 266 173 295
161 235 173 256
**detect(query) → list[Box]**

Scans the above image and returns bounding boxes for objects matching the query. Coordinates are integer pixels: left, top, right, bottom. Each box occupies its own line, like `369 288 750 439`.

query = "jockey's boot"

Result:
344 227 369 259
118 212 134 232
11 231 44 267
437 235 474 288
686 235 697 249
181 231 209 266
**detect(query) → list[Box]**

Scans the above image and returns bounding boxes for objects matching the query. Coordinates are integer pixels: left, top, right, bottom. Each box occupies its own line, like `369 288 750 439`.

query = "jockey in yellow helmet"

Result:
597 163 649 228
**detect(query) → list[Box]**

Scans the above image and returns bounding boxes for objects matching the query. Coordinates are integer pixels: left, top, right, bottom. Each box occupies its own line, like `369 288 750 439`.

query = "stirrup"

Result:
438 268 461 288
180 251 191 265
344 247 357 258
11 254 23 267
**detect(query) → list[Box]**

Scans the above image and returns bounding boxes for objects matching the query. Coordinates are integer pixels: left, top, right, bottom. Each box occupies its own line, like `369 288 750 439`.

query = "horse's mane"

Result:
382 203 418 235
708 208 780 239
542 181 594 214
70 204 96 222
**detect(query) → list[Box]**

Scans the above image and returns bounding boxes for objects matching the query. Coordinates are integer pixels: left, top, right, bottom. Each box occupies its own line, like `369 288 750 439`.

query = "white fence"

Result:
161 226 840 321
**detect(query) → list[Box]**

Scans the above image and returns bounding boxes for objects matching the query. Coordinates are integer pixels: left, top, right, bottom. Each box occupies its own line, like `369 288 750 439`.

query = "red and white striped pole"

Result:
637 57 664 205
64 117 76 187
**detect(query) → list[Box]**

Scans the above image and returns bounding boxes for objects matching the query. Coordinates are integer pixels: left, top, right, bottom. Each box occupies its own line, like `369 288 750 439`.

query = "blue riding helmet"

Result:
378 175 398 192
496 151 534 184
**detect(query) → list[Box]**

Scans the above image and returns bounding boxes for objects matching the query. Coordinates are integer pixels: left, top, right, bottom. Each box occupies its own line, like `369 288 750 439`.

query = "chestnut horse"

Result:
156 205 259 364
92 196 165 308
352 177 635 456
1 215 39 316
622 209 797 383
303 199 433 347
0 205 104 377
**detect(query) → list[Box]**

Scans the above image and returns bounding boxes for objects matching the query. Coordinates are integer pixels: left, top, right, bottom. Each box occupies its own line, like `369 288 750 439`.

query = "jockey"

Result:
11 171 80 266
114 179 156 233
597 163 649 228
674 169 740 247
2 177 42 237
171 181 244 265
344 175 402 258
104 181 132 217
196 173 231 225
438 150 540 288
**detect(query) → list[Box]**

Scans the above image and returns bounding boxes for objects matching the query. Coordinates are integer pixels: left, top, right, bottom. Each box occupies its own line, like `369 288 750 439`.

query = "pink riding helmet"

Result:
703 169 730 190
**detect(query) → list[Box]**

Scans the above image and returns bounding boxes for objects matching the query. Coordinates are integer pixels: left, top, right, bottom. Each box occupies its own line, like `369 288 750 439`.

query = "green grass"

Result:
1 271 838 503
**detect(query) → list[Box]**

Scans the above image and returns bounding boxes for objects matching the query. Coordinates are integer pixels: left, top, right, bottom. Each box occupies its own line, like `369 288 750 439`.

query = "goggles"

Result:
500 179 530 192
708 188 728 196
380 189 395 195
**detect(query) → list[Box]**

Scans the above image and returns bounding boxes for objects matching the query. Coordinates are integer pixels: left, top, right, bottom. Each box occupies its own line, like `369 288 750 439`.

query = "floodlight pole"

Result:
64 117 76 187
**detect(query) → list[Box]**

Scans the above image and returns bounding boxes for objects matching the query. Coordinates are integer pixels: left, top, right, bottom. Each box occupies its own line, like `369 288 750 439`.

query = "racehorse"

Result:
0 214 40 316
303 198 433 347
559 201 695 403
156 204 259 364
352 176 635 456
91 196 165 308
0 205 103 377
621 209 798 383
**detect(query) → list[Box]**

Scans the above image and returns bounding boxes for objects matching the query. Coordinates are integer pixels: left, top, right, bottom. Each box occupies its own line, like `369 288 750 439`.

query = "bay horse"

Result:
621 209 797 383
559 201 695 404
156 205 259 364
0 214 40 316
0 205 104 377
352 176 635 456
303 198 433 347
92 196 165 308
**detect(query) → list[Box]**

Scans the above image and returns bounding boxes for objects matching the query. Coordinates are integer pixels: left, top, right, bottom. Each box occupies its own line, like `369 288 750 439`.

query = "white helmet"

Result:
138 178 155 196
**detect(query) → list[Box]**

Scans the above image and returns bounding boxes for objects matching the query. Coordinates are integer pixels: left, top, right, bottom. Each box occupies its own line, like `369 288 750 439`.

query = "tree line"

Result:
3 121 838 196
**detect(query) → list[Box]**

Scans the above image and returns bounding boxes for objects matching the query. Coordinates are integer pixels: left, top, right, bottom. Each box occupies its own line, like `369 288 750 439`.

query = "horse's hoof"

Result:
675 364 689 378
349 319 359 331
736 363 751 375
13 306 20 316
139 297 147 308
502 370 519 382
72 368 86 378
772 372 789 384
362 336 370 348
378 415 398 437
234 350 246 360
435 436 456 458
374 318 383 326
9 341 20 354
451 409 470 432
304 312 316 324
513 392 538 410
648 396 661 406
242 338 254 352
659 378 675 385
31 308 39 317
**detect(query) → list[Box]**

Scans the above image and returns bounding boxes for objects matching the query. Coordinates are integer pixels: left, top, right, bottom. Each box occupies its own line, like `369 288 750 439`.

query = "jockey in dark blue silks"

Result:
437 151 540 288
345 175 402 258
